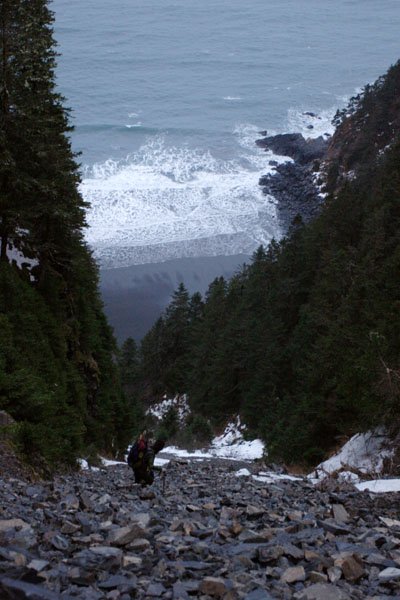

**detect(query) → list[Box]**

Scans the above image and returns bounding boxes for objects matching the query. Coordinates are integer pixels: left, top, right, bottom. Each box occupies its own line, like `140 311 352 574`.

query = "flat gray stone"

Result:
295 583 350 600
146 582 167 596
0 519 36 548
28 559 49 572
281 565 306 583
0 577 60 599
107 524 146 546
244 589 275 600
98 574 137 592
51 533 70 551
332 504 350 523
378 567 400 582
173 582 190 600
72 546 123 570
317 519 351 535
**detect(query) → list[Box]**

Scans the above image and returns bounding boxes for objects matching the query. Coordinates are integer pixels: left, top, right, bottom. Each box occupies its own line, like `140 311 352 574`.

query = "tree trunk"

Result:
0 218 8 262
1 3 10 263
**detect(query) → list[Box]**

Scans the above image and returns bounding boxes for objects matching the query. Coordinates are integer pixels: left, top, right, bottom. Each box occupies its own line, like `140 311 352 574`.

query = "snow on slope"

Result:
79 428 400 495
146 394 191 424
80 410 400 495
309 429 394 480
162 415 264 462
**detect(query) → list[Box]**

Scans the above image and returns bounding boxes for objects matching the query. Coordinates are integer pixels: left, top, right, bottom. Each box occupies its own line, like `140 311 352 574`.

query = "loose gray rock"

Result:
0 577 62 599
281 565 306 583
107 523 146 546
1 454 400 598
244 589 275 600
294 582 351 599
378 567 400 582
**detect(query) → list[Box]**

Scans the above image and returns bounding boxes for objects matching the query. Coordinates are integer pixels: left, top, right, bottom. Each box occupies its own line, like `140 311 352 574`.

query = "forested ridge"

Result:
0 0 137 466
137 62 400 465
1 0 399 469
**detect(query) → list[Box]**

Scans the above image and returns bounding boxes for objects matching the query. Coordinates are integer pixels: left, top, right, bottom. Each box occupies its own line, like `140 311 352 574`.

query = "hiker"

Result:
127 433 166 486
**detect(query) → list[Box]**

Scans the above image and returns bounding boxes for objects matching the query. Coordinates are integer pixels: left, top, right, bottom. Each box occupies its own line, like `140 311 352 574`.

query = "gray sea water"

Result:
52 1 400 339
52 0 400 269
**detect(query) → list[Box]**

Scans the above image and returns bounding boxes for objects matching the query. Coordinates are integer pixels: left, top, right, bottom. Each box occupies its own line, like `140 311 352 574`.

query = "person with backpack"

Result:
127 432 166 486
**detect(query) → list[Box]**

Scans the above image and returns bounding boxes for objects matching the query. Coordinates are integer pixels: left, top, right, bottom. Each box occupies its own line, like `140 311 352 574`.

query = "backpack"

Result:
127 438 148 469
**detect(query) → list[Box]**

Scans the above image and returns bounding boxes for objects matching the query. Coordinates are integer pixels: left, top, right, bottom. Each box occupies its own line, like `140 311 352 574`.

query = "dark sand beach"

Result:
99 254 250 342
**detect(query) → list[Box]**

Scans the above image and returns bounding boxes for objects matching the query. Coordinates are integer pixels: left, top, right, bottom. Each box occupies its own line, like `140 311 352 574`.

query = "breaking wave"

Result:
82 129 283 267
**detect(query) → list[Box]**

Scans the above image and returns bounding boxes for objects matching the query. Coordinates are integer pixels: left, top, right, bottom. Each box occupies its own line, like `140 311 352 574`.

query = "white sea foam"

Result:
286 107 336 139
82 129 282 267
285 91 359 140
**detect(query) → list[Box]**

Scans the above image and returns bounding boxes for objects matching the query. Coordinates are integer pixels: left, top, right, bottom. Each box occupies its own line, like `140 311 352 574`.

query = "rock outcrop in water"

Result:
1 458 400 599
256 131 329 229
258 61 400 232
256 133 328 167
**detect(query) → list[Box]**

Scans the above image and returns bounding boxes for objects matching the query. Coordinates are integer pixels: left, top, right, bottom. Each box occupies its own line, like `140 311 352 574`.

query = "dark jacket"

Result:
133 446 162 485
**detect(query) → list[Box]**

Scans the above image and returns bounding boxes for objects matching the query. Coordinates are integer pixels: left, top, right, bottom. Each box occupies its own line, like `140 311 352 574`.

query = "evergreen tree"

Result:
162 282 191 392
0 0 136 465
188 277 228 420
140 316 168 396
0 0 86 268
119 337 140 391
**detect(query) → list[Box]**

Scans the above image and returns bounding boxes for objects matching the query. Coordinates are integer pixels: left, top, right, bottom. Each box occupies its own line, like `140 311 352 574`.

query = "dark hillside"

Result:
0 1 136 465
326 60 400 191
136 62 400 466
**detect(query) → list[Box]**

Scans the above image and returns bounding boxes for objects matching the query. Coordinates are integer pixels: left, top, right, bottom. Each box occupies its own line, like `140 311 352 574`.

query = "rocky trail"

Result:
1 457 400 599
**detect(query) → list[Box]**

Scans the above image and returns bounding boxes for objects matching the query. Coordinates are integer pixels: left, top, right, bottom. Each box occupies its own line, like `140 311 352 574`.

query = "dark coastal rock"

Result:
259 156 324 228
256 133 328 165
256 128 329 231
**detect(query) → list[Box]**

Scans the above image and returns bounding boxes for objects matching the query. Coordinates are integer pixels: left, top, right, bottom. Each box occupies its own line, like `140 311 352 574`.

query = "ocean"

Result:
52 0 400 338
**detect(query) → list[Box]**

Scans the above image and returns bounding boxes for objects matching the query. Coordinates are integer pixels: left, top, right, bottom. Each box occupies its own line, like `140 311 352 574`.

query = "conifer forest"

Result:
1 0 400 469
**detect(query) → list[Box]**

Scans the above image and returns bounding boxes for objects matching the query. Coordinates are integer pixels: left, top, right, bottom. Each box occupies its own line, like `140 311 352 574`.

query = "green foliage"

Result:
0 1 137 466
328 60 400 191
185 414 213 444
119 337 140 390
160 406 179 439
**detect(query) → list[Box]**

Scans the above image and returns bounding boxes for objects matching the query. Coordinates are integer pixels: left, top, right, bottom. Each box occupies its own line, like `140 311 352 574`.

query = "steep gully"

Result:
1 456 400 599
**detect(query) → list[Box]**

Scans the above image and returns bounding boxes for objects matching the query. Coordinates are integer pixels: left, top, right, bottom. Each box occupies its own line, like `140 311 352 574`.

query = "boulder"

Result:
107 524 146 546
281 565 306 583
0 577 60 599
199 576 228 597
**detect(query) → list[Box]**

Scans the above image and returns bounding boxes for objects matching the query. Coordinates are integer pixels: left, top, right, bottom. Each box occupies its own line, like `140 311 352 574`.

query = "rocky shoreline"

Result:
257 128 329 230
1 458 400 599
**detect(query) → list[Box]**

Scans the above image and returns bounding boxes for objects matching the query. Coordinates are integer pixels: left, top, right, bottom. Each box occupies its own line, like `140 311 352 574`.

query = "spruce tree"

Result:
0 0 135 464
0 0 86 267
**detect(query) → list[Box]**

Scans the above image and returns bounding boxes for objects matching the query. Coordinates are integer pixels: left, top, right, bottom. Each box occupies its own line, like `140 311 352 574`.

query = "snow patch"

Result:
100 457 125 467
309 429 394 480
356 479 400 494
252 472 301 484
161 416 265 461
154 457 170 467
235 466 301 483
77 458 100 472
235 468 251 477
6 243 38 280
210 416 264 460
146 394 191 425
